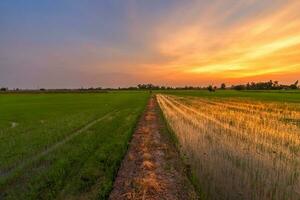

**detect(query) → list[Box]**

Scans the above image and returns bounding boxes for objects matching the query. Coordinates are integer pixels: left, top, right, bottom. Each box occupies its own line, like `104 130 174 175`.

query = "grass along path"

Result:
109 96 197 200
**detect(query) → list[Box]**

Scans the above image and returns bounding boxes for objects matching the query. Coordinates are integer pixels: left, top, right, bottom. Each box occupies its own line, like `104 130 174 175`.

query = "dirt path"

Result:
109 96 198 200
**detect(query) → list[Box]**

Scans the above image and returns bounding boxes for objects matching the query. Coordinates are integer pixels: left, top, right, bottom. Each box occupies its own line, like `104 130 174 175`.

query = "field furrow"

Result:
158 94 300 200
0 92 149 199
0 111 117 180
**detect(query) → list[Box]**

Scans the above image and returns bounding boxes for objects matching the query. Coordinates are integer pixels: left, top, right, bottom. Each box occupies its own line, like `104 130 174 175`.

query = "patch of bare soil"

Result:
109 96 198 200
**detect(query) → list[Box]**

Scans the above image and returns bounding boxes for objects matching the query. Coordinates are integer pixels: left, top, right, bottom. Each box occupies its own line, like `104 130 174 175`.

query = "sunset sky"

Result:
1 0 300 88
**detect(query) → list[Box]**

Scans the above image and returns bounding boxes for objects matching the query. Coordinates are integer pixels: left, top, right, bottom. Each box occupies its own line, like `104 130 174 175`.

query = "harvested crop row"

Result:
157 94 300 200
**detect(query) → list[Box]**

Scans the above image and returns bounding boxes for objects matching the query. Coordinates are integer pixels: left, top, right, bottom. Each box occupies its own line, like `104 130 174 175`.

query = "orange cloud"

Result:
142 0 300 85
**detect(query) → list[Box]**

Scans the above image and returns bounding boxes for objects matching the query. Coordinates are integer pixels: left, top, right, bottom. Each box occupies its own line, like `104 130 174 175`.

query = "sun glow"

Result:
149 1 300 84
1 0 300 87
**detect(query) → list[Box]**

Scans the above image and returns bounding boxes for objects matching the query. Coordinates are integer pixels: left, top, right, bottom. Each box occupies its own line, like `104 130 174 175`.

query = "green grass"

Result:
0 91 149 199
157 89 300 103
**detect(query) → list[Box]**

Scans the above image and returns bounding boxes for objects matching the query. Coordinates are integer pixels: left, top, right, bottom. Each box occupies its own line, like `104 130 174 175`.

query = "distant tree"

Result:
232 85 246 90
220 83 226 89
127 86 137 90
290 80 299 89
137 83 161 90
137 84 145 89
246 82 251 90
207 85 215 92
0 87 8 91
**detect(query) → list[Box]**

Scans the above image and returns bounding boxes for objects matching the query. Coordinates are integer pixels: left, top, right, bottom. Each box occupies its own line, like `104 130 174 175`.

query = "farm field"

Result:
157 92 300 200
158 89 300 103
0 92 149 199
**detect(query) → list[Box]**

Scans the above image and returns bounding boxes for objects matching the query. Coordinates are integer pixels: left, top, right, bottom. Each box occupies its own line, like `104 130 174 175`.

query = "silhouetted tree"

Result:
232 85 246 90
208 85 215 92
232 80 299 90
220 83 226 89
137 84 160 90
290 80 299 89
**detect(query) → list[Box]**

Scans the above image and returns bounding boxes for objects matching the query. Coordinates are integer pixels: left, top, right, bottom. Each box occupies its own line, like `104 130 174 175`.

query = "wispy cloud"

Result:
142 0 300 84
1 0 299 87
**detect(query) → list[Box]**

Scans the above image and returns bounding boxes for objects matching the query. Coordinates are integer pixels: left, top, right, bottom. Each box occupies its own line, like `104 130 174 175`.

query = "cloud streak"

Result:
147 0 300 85
0 0 299 87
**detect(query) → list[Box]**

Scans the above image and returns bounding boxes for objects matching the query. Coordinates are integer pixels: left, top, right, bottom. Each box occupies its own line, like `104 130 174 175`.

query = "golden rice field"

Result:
157 94 300 200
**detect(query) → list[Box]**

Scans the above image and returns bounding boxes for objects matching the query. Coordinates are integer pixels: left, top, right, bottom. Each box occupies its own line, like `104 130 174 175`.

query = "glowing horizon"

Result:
0 0 300 88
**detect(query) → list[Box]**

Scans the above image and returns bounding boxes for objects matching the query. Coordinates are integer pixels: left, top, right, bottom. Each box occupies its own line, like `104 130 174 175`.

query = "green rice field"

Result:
0 92 149 199
0 90 299 200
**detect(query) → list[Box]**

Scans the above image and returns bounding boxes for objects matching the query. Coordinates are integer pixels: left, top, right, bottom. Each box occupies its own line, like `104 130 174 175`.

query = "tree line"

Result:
230 80 299 90
137 81 299 91
0 80 298 92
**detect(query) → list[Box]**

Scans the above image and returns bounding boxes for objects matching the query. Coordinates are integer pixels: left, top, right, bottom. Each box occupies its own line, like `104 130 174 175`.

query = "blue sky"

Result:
1 0 300 88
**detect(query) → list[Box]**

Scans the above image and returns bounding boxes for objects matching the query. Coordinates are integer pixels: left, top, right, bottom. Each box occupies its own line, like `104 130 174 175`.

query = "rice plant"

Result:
157 94 300 200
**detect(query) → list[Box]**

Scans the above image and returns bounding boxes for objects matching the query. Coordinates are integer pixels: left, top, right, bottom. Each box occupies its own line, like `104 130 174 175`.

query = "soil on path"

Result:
109 96 198 200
